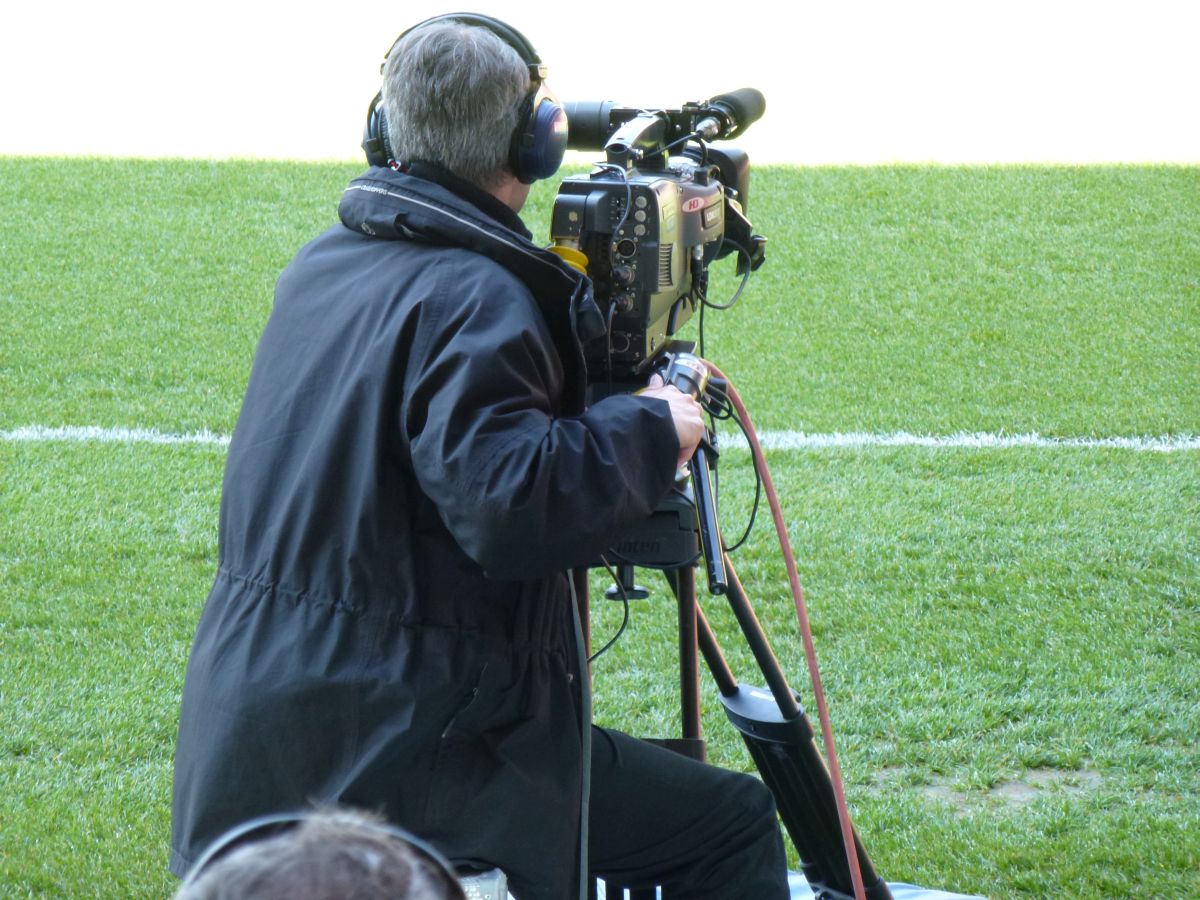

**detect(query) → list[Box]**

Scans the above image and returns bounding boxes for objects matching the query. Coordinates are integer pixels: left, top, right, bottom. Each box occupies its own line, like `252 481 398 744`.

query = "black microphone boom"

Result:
563 89 766 152
694 88 766 141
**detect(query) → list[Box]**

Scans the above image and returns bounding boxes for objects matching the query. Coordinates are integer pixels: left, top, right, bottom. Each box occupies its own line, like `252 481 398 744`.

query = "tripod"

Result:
584 360 892 900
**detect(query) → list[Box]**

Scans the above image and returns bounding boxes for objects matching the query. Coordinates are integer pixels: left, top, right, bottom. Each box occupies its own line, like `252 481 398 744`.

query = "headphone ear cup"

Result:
362 91 392 167
510 87 568 183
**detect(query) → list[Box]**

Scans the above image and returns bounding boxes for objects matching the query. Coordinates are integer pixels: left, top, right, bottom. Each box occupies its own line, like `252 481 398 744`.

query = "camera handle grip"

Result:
662 353 728 595
687 439 727 595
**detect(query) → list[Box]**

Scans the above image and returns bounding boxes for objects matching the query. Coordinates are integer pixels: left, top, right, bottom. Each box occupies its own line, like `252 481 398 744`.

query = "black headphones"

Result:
362 12 567 184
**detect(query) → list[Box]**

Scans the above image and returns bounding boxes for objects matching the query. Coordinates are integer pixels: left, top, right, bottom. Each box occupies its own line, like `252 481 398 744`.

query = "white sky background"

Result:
1 0 1196 164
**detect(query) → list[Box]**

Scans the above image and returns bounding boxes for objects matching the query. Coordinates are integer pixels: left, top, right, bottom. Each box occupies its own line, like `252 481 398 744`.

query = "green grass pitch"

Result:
1 158 1197 897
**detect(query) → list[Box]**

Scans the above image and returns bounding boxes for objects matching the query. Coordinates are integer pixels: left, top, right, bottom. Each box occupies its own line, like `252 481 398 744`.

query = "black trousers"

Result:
584 727 790 900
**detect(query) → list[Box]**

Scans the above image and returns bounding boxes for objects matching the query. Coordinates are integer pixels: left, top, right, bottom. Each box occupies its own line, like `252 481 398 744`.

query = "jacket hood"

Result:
339 168 606 354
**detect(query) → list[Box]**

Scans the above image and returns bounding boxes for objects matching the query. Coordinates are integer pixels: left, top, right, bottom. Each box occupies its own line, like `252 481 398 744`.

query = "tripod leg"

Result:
695 604 738 698
665 566 702 742
703 560 893 900
721 556 801 718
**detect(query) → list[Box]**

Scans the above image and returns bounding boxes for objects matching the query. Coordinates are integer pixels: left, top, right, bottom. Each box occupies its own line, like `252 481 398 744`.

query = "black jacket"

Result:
170 166 679 897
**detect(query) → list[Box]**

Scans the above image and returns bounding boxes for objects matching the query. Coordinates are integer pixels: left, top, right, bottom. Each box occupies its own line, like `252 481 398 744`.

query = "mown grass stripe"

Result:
4 425 1197 452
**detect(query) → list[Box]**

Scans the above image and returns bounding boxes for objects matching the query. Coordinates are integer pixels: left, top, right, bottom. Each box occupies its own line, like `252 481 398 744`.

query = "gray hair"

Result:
383 21 530 189
175 810 466 900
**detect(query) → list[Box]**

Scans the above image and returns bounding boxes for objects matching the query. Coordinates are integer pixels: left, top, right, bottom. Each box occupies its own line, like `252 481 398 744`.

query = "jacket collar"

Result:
398 160 531 239
338 166 603 410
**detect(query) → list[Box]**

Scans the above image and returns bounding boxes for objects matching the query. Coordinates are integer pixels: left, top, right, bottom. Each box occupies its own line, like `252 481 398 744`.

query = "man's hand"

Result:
641 375 705 469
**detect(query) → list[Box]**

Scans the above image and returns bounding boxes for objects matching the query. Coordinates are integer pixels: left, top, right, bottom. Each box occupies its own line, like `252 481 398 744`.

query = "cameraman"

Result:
171 15 788 899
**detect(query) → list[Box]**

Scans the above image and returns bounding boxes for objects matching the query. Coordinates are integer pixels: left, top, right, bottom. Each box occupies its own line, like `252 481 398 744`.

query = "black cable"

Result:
701 237 753 311
652 132 705 161
693 389 760 554
604 300 618 397
589 163 631 397
592 163 632 267
720 406 763 553
701 390 734 421
588 557 631 663
627 119 704 166
686 374 761 555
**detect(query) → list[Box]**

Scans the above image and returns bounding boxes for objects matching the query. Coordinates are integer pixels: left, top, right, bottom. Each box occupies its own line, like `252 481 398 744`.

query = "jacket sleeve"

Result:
400 257 680 580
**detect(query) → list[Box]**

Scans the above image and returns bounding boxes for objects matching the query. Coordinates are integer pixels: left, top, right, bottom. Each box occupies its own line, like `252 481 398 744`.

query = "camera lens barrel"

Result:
563 100 616 150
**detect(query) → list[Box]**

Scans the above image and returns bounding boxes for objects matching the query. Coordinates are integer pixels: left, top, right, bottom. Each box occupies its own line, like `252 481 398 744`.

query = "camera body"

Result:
551 159 724 377
550 96 767 385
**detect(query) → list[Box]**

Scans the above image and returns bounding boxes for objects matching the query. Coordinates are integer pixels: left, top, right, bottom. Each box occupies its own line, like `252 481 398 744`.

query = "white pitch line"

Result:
2 425 1199 453
1 425 231 446
722 431 1200 453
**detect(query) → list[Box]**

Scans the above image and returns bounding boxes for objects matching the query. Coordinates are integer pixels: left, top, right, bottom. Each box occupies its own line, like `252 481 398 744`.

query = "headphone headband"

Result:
383 13 545 80
180 811 463 893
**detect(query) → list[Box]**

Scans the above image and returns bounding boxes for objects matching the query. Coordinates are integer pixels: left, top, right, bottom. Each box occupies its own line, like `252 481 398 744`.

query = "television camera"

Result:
558 90 895 900
548 89 769 386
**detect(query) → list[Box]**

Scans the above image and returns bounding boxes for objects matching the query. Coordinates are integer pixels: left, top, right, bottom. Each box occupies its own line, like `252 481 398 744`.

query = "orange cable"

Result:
707 362 867 900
